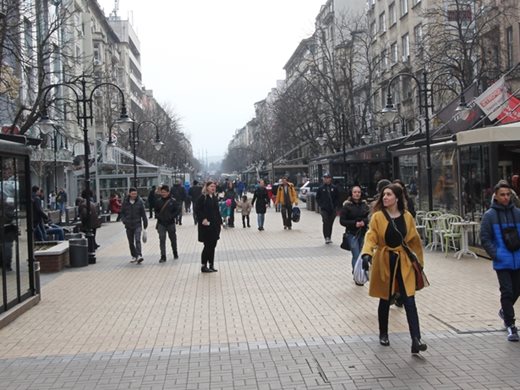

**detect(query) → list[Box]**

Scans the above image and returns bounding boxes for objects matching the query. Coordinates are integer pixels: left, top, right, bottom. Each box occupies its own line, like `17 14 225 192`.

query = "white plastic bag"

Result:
142 229 147 243
353 253 369 285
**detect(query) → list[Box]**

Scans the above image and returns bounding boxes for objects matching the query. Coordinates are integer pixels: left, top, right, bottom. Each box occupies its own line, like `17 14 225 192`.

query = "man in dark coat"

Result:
120 187 148 264
188 180 203 225
252 179 270 231
147 186 156 219
31 186 49 241
171 180 187 225
154 184 180 262
315 173 340 244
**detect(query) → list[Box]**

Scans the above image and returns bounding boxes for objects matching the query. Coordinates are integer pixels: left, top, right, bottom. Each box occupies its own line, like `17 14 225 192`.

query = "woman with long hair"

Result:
361 183 427 354
195 181 223 273
393 179 416 217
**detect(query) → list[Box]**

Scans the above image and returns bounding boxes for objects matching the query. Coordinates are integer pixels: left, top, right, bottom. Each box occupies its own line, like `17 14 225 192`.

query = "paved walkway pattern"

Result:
1 205 520 389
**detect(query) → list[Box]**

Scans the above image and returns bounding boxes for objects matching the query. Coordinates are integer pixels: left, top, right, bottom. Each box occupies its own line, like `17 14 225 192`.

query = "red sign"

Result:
1 125 20 134
496 94 520 124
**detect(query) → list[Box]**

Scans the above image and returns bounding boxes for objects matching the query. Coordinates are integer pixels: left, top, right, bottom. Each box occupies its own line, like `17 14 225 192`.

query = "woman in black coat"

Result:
196 181 222 273
252 179 270 231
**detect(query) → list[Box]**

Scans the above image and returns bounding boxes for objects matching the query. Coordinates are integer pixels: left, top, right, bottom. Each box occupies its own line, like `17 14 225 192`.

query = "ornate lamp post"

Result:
382 71 467 211
38 75 134 263
108 120 163 187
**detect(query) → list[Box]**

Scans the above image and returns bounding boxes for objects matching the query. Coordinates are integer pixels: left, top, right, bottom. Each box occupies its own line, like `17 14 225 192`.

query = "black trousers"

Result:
320 210 336 239
201 240 218 267
378 253 421 339
281 205 293 228
242 215 250 227
496 269 520 327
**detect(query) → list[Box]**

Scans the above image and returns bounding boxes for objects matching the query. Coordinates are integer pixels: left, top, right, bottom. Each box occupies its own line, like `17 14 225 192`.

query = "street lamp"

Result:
109 120 163 187
382 71 467 211
38 74 133 263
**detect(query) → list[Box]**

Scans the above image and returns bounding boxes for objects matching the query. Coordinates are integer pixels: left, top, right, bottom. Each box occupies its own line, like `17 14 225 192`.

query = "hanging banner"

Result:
435 82 482 133
496 94 520 124
474 76 509 120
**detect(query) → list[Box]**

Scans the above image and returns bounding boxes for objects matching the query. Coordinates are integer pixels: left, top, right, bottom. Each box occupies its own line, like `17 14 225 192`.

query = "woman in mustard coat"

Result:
361 183 427 354
274 177 298 230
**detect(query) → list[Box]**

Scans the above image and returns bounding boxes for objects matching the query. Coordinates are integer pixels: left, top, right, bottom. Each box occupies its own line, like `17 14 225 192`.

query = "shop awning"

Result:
456 122 520 146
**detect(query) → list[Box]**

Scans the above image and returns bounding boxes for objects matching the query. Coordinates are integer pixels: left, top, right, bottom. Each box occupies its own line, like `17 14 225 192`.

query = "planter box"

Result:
34 241 70 273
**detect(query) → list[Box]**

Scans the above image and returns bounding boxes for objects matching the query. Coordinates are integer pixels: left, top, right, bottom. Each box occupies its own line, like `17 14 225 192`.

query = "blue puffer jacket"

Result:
480 201 520 270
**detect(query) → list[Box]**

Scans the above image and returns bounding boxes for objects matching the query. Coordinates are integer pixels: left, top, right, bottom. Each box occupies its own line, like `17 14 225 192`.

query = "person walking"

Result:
31 185 49 241
120 187 148 264
110 193 122 222
339 185 369 274
316 173 340 244
188 180 203 225
195 181 222 273
238 195 252 228
56 188 67 219
154 184 180 262
147 185 156 219
275 176 298 230
481 180 520 342
361 183 427 353
252 179 270 231
171 180 187 225
224 181 238 228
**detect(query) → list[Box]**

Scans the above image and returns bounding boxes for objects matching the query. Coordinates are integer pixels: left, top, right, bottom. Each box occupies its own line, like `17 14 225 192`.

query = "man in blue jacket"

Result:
481 180 520 342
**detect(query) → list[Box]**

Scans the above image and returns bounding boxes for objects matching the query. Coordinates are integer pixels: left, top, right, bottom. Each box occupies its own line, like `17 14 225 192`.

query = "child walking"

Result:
238 195 252 228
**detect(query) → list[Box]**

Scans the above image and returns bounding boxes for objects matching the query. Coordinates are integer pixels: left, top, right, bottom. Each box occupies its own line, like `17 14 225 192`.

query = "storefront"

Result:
0 136 39 322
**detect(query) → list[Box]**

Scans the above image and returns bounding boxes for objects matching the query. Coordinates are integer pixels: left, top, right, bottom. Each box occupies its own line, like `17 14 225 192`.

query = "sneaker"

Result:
499 309 507 328
159 257 166 263
130 257 137 263
507 326 519 342
137 257 144 264
325 237 332 244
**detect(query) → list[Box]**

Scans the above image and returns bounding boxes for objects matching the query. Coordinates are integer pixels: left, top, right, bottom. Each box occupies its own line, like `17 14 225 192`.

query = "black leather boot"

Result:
411 337 427 354
379 334 390 346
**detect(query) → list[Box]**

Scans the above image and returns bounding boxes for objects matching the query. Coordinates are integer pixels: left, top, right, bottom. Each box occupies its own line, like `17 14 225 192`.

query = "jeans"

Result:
2 239 14 270
46 224 65 241
34 222 47 241
157 223 177 258
281 205 293 228
347 232 365 271
257 213 265 228
320 210 336 239
378 253 421 339
126 226 142 258
496 269 520 327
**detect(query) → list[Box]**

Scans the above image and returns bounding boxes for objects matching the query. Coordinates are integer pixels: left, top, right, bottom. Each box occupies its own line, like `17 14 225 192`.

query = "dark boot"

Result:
201 266 211 273
411 337 427 354
173 249 179 259
209 262 218 272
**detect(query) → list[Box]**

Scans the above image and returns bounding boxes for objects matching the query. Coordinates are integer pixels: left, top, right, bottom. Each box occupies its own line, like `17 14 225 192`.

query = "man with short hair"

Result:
154 185 180 262
316 173 339 244
188 180 203 225
481 180 520 342
120 187 148 264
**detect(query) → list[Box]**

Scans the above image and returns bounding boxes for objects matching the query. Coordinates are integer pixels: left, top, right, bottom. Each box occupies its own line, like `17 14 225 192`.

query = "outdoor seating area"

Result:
415 210 481 259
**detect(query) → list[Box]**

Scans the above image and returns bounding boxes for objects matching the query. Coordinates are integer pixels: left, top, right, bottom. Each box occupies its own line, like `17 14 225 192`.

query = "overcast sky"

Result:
97 0 323 161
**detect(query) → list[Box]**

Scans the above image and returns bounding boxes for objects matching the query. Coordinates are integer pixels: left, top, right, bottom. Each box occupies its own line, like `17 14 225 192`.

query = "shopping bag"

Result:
353 253 369 285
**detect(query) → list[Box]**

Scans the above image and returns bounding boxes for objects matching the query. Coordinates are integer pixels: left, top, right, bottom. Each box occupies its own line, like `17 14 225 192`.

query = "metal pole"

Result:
53 129 58 196
422 71 433 211
342 114 347 186
132 122 137 188
80 76 96 263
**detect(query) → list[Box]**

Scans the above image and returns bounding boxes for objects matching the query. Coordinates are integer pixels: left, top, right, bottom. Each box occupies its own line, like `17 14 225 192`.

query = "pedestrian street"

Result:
1 206 520 389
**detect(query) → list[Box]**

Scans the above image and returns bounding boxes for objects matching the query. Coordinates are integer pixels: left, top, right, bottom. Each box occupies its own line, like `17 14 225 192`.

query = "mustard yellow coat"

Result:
361 210 424 299
275 184 298 206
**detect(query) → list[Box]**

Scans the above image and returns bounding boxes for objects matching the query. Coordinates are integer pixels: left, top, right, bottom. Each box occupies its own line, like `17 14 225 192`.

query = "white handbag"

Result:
142 229 147 243
353 253 369 285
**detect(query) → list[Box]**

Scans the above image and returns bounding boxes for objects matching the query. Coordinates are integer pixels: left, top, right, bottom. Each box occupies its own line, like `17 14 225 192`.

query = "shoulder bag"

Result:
497 209 520 252
382 210 430 290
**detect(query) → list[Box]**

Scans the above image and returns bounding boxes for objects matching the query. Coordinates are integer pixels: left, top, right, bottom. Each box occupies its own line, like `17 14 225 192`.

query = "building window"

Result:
381 49 388 69
507 26 514 69
414 24 423 58
389 2 396 26
379 12 386 33
370 21 376 37
400 0 408 17
391 42 398 64
402 33 409 61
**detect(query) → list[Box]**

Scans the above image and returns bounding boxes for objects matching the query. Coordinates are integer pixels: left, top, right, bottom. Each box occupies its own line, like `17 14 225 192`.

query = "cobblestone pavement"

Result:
1 205 520 389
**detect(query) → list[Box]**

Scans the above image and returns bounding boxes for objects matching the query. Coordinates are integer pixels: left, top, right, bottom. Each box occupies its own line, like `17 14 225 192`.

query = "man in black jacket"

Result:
154 185 180 262
171 180 186 225
315 173 340 244
188 180 203 225
120 187 148 264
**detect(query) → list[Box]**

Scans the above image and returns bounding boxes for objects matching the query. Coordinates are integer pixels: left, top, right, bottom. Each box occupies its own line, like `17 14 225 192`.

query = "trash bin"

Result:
69 238 88 267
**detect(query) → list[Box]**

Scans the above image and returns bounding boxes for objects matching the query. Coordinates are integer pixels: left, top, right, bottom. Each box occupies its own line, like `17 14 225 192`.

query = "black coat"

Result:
120 197 148 230
339 199 370 235
196 194 222 243
252 187 269 214
316 183 339 213
154 196 180 226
